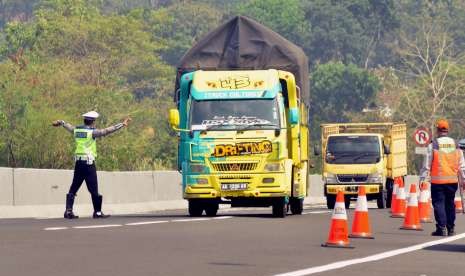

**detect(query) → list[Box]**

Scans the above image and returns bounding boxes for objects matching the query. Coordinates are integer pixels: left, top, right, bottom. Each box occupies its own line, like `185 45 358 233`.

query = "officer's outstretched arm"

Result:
92 117 131 138
52 120 75 133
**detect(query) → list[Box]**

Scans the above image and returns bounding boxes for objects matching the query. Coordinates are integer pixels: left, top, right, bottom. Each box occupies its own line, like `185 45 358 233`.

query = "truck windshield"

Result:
326 136 380 164
190 98 280 130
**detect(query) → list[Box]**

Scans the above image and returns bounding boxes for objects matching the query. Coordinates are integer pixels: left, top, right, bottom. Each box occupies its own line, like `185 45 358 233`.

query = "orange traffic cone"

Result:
322 190 353 248
349 186 374 239
400 184 423 231
391 179 406 218
390 177 400 213
455 196 463 213
418 182 432 223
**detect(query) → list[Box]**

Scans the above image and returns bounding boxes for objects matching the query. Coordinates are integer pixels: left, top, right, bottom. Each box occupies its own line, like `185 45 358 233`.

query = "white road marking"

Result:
273 233 465 276
125 220 169 226
171 218 211 222
73 224 122 229
44 227 68 231
302 211 331 215
212 216 233 220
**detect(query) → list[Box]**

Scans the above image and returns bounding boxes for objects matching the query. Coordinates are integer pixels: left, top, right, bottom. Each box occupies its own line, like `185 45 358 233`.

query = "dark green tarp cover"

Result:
176 15 309 104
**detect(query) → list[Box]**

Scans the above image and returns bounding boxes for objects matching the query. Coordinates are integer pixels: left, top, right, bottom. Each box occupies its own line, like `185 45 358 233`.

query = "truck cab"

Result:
169 69 309 217
320 123 407 209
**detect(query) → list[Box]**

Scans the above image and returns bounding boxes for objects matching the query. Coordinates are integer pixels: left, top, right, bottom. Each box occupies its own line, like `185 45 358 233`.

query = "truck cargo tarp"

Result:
176 15 309 104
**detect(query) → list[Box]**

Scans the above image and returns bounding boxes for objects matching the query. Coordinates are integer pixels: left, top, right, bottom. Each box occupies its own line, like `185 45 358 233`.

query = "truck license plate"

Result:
221 183 248 191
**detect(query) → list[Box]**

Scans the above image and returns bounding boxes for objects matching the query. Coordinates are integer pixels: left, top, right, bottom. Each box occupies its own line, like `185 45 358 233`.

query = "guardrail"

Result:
0 167 419 218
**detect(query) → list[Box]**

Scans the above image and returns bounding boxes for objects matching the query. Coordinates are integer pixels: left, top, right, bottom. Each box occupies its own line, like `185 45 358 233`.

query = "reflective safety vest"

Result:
74 127 97 159
431 137 460 184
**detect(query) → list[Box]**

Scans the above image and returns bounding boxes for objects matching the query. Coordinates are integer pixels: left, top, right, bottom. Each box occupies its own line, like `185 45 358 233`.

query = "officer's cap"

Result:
82 111 100 120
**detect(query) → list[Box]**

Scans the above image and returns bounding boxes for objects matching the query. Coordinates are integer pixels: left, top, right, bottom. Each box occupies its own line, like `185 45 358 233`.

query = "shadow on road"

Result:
423 244 465 253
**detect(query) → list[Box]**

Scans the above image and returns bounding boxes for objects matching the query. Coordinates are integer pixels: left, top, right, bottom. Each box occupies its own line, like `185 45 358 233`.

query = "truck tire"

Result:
386 178 394 208
188 200 203 217
290 198 304 215
344 196 351 209
377 189 386 209
205 202 219 217
272 198 287 218
326 195 336 209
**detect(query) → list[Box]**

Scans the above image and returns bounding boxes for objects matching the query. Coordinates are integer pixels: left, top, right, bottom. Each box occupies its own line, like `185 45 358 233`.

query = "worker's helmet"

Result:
82 111 100 120
436 119 449 132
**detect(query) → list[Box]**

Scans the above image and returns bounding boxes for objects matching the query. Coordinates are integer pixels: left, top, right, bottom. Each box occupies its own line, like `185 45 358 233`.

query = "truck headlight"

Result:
324 173 338 184
367 172 383 183
189 163 207 173
264 163 282 172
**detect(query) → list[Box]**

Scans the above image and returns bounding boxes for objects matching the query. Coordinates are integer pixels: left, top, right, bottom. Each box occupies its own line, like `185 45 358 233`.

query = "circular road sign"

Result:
414 127 432 146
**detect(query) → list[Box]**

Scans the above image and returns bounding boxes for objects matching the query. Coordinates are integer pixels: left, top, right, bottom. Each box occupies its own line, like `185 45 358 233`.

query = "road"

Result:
1 204 464 276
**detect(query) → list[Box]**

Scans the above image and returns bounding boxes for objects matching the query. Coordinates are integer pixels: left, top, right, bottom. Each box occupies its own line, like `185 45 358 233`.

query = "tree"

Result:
234 0 310 50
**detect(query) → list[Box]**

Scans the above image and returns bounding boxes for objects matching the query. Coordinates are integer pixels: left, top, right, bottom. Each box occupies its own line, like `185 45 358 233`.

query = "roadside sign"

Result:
413 127 431 146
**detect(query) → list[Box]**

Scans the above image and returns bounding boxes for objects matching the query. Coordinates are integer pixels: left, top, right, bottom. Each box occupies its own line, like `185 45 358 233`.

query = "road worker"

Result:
52 111 131 219
420 119 465 236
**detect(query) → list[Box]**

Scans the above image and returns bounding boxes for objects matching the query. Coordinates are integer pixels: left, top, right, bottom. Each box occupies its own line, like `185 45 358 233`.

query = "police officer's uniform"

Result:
55 111 127 219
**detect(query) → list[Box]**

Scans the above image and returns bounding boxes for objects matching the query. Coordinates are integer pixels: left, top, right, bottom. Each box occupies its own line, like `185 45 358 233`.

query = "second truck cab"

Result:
319 123 407 209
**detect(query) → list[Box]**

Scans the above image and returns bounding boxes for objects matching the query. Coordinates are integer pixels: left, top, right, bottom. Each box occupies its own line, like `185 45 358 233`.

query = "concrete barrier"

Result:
0 167 425 218
0 167 13 205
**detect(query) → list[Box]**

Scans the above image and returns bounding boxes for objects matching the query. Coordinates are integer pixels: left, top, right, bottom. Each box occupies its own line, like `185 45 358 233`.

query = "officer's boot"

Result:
447 225 455 236
64 193 79 219
92 195 110 219
431 225 447 236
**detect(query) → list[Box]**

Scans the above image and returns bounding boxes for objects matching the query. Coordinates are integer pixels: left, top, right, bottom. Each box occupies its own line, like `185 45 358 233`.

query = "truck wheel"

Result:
272 198 287 218
188 200 203 217
377 189 386 209
326 195 336 209
344 196 351 209
290 198 304 215
386 179 394 208
205 202 219 217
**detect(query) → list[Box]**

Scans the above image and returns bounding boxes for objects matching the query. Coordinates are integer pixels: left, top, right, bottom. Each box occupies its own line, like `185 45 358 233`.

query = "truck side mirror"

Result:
289 108 299 125
169 109 180 129
384 144 391 155
314 145 321 156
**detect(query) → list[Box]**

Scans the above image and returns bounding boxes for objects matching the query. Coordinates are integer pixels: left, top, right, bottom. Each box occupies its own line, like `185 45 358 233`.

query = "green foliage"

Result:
234 0 310 48
310 62 381 124
0 0 465 174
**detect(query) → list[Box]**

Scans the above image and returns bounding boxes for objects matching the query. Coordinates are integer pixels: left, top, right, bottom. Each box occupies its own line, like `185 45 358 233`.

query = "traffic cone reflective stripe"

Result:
455 196 463 213
349 186 374 239
391 179 406 218
322 191 353 248
400 184 423 231
390 177 399 213
418 182 432 223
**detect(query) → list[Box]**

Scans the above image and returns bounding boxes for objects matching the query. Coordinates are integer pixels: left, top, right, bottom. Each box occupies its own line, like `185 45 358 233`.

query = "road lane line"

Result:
44 227 68 231
171 218 211 222
302 211 331 215
125 221 169 226
212 216 233 220
73 224 122 229
273 233 465 276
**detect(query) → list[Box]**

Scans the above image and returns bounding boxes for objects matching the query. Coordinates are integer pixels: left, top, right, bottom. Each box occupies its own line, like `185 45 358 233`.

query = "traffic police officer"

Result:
420 119 465 236
53 111 131 219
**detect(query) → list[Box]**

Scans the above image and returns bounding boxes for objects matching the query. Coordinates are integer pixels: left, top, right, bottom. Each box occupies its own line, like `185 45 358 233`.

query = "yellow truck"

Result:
168 16 310 217
318 123 407 209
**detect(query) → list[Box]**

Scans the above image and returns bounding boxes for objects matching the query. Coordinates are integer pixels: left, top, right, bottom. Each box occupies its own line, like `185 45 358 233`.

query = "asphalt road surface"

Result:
1 204 464 276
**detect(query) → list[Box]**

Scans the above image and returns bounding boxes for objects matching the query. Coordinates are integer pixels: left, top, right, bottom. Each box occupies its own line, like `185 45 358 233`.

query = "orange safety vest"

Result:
431 137 460 184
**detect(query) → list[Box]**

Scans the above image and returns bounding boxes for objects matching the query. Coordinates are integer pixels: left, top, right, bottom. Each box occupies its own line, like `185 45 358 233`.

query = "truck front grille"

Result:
212 162 258 172
337 174 368 183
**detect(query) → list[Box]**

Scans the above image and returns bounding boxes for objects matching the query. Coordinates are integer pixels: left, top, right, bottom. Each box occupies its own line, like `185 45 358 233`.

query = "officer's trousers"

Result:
69 161 99 197
431 183 457 229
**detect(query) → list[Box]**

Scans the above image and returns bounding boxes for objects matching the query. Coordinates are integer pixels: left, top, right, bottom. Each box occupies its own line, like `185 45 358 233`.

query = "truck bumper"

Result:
183 172 290 199
325 184 381 196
